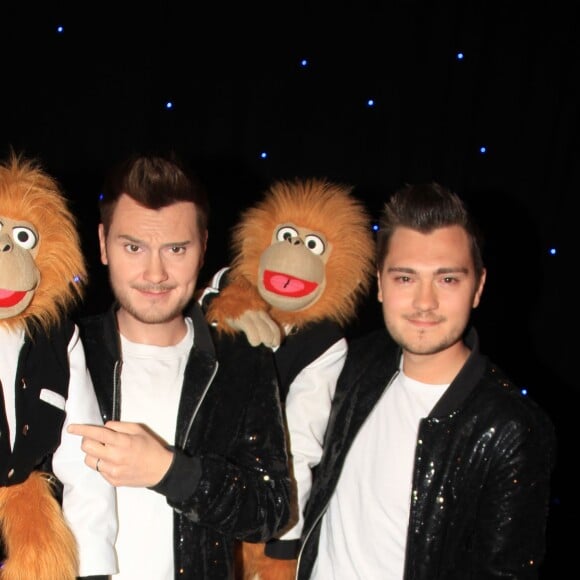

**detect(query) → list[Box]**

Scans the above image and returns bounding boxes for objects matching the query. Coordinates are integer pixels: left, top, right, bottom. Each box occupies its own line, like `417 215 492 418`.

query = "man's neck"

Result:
402 341 471 385
116 310 188 347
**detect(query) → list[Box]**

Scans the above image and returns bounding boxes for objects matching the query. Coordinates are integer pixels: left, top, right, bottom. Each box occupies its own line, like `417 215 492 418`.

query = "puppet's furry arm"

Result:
205 280 282 347
227 310 282 348
0 471 78 580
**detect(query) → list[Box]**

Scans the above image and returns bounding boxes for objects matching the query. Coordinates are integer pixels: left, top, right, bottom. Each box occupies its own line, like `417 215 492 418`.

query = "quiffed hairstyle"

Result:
99 151 210 235
376 182 485 283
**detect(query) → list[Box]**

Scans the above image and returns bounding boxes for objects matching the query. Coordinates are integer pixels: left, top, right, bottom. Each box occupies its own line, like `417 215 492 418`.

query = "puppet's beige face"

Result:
0 216 40 319
257 222 331 311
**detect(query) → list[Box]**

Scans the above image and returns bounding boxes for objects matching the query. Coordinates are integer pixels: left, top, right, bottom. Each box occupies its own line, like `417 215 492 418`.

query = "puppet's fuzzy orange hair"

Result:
237 541 296 580
0 153 86 334
0 471 78 580
222 178 375 330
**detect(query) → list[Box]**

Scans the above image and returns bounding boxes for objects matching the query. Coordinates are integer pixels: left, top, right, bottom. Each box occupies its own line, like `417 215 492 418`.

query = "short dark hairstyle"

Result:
376 182 485 282
99 151 210 235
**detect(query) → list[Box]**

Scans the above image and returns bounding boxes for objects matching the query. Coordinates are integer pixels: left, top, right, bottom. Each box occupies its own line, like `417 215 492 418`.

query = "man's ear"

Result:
98 224 108 266
199 230 209 270
472 267 487 308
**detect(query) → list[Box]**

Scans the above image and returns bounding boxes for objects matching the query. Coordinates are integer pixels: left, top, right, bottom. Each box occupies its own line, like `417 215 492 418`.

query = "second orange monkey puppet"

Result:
202 178 375 580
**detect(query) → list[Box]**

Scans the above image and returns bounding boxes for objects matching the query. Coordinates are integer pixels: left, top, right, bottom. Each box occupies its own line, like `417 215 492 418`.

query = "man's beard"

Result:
386 318 462 357
111 281 190 325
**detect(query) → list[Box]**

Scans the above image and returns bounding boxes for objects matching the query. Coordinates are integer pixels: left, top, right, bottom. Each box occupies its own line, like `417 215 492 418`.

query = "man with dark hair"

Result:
297 182 556 579
69 152 291 580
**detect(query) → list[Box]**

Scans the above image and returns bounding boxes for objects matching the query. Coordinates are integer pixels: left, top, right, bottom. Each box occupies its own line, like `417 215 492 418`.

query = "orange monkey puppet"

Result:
0 154 117 579
203 178 375 580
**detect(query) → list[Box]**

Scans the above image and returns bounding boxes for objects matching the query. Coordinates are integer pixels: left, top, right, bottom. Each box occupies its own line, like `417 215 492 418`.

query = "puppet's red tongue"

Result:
263 271 318 297
0 289 27 307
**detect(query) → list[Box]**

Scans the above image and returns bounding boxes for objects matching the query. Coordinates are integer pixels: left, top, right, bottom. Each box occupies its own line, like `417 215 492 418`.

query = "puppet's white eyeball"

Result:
12 226 38 250
276 226 299 242
304 234 325 255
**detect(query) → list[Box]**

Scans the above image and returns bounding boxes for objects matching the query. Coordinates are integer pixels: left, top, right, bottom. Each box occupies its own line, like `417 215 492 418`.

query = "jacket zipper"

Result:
179 360 219 447
112 359 121 421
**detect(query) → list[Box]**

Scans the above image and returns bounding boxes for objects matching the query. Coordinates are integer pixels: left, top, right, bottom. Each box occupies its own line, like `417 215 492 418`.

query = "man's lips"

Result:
0 289 27 308
405 316 444 327
134 285 174 294
263 270 318 297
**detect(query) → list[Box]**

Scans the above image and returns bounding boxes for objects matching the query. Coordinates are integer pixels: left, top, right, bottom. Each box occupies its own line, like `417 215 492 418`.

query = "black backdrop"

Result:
2 2 577 576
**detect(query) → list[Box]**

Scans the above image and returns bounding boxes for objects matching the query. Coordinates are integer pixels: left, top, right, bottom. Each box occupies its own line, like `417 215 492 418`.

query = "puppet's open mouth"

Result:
0 289 27 307
262 270 318 297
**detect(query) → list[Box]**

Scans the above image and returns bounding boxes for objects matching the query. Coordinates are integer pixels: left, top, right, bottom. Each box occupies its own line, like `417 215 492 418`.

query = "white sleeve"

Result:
279 337 347 541
52 324 118 576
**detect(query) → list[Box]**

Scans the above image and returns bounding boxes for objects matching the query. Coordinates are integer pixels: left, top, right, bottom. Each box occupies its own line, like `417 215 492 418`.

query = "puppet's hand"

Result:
226 310 282 348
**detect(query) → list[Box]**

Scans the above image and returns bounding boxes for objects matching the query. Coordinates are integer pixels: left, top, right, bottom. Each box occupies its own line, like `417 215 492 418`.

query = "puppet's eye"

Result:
276 226 299 242
12 227 38 250
304 234 325 255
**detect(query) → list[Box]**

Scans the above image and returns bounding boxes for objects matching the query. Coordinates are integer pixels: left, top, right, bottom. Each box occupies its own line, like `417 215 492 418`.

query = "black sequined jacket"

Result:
78 302 292 580
297 327 556 579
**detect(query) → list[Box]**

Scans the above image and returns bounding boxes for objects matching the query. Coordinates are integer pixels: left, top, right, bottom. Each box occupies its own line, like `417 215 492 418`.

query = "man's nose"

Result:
143 253 169 283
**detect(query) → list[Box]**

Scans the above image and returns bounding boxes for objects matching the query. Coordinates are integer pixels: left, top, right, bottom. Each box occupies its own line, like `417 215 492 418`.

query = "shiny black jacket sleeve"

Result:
417 387 556 579
403 356 557 579
151 333 292 542
472 409 555 578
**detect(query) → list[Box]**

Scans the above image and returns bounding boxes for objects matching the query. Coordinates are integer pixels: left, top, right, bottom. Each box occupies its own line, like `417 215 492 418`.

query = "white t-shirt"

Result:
312 363 448 580
113 317 193 580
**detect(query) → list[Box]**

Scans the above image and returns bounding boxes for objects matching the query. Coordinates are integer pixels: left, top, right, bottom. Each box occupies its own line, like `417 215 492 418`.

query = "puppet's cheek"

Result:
0 289 35 319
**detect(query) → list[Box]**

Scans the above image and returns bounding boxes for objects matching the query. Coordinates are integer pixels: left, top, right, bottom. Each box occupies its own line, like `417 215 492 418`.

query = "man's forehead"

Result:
109 198 200 242
387 226 473 264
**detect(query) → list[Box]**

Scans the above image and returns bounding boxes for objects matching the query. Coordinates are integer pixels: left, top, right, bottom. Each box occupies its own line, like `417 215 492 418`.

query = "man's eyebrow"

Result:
116 234 192 246
163 240 192 247
117 234 142 244
386 266 416 274
386 266 469 274
435 267 469 275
